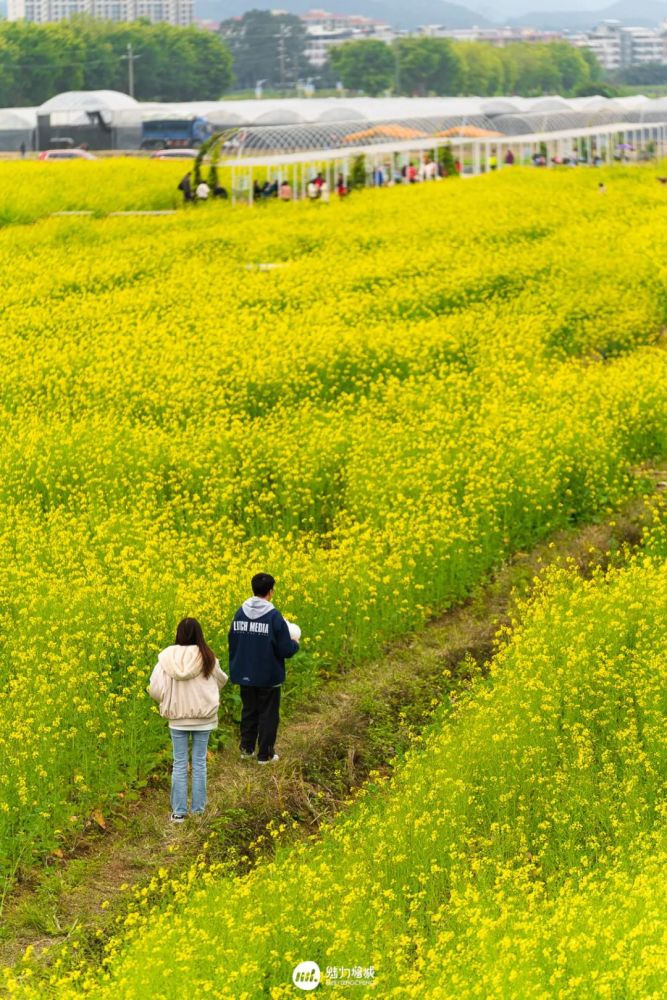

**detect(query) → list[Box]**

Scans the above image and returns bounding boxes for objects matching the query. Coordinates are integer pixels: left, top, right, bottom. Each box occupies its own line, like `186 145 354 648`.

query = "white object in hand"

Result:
285 620 301 641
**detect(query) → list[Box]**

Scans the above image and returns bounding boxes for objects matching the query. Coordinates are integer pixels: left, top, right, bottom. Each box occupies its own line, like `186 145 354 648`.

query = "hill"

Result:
194 1 492 29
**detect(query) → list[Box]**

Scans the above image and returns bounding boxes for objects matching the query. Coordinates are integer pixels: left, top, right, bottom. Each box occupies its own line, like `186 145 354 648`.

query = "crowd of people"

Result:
177 142 630 207
177 173 228 203
254 172 349 202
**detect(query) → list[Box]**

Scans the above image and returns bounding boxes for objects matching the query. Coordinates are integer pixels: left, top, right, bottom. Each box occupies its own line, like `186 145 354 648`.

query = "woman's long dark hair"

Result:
175 618 216 679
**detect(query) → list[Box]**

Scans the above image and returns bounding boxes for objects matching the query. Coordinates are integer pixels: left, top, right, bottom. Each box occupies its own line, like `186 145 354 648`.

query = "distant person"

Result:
307 179 319 200
504 149 514 166
598 182 607 194
19 141 26 159
196 180 210 201
423 159 437 181
177 173 193 203
488 153 498 172
279 180 292 201
228 573 300 764
253 179 263 200
213 184 228 199
336 173 348 198
149 618 228 822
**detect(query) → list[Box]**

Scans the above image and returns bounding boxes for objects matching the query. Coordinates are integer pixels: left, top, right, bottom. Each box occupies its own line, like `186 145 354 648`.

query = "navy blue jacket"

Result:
228 605 299 687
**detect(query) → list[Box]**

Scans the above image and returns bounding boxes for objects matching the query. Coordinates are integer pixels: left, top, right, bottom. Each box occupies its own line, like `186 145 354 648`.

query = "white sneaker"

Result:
256 754 279 764
169 812 186 823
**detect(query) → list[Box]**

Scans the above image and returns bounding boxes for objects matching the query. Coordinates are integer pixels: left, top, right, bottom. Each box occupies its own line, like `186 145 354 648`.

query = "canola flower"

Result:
0 159 188 224
0 166 666 889
13 509 667 998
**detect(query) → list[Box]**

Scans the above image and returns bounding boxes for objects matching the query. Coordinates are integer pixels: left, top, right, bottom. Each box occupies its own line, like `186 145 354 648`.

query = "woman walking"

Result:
149 618 228 822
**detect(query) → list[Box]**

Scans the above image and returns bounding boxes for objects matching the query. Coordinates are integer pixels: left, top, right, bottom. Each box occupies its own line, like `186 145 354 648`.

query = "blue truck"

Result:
141 116 212 150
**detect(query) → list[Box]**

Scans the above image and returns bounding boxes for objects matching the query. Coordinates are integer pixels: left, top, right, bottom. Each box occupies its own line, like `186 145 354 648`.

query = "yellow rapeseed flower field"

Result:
0 162 666 996
31 519 666 999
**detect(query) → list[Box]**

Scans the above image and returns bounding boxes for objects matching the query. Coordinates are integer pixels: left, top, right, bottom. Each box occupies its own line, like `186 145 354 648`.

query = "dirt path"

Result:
0 475 662 971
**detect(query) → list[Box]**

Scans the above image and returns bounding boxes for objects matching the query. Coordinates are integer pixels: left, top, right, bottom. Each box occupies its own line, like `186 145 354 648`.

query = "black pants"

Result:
240 685 281 761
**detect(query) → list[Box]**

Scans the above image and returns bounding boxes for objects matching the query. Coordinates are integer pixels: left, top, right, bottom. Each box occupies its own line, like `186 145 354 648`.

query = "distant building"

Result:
573 21 623 72
420 17 667 71
620 26 665 65
418 25 565 46
301 9 395 69
7 0 192 25
573 20 667 71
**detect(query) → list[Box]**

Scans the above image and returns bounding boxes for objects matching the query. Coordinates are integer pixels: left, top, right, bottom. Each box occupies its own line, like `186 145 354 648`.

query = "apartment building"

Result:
574 20 667 71
301 9 394 69
419 24 564 46
7 0 192 25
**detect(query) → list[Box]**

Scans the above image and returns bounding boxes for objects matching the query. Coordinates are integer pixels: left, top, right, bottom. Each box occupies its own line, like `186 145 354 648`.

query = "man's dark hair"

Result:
252 572 275 597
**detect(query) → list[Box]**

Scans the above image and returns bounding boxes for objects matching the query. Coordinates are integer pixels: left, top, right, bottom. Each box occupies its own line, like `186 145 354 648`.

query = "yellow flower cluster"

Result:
0 159 188 223
18 508 667 999
0 164 666 916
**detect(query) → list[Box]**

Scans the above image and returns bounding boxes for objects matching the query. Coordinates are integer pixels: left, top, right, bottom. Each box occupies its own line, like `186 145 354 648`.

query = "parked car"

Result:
150 148 199 160
38 149 97 161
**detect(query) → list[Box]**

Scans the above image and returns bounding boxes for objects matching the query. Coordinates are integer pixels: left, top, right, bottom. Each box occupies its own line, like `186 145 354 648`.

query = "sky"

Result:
478 0 619 13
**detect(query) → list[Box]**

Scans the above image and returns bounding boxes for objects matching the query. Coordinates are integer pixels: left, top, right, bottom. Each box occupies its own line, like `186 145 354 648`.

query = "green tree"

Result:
395 37 464 96
2 21 80 105
350 153 367 189
0 35 20 107
437 143 458 177
614 62 667 86
73 19 119 93
108 23 232 101
0 18 232 105
549 41 591 94
329 40 395 96
456 41 505 95
500 43 560 96
581 47 603 84
219 10 306 92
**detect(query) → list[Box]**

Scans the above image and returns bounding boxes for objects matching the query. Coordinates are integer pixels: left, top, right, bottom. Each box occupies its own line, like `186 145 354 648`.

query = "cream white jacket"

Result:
149 644 228 729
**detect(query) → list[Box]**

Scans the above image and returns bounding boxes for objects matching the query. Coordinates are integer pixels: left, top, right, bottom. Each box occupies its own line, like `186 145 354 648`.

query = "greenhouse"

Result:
2 90 667 159
0 108 37 152
35 90 142 151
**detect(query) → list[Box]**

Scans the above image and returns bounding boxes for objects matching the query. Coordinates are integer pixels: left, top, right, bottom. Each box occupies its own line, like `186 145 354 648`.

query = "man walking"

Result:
228 573 299 764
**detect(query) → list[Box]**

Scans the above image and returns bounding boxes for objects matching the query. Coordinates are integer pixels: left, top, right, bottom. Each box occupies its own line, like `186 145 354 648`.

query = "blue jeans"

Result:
170 729 210 816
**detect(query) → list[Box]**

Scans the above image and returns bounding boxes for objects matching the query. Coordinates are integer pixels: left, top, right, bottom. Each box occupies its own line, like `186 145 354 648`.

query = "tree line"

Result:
328 37 601 98
218 11 601 98
0 17 232 106
0 10 602 108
